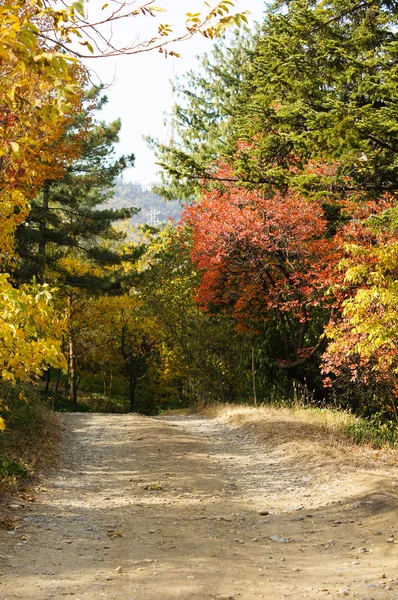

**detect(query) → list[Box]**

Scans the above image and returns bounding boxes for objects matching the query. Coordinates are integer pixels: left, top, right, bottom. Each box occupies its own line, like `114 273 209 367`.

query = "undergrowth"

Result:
345 414 398 448
0 382 59 492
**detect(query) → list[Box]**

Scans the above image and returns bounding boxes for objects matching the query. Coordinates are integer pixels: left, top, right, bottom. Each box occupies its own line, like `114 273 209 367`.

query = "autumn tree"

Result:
0 7 85 418
0 275 66 430
183 166 343 398
67 291 159 411
322 201 398 414
137 224 275 406
0 68 85 268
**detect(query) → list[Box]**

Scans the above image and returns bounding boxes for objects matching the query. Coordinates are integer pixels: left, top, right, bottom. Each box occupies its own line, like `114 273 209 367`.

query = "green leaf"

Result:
71 1 85 17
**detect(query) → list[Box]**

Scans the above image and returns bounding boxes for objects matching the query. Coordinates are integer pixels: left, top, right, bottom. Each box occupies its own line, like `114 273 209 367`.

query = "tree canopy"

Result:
2 0 398 430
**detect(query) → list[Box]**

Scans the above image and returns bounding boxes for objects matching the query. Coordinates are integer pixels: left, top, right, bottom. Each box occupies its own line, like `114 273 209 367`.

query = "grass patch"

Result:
158 407 195 416
0 456 29 479
52 392 130 414
345 414 398 448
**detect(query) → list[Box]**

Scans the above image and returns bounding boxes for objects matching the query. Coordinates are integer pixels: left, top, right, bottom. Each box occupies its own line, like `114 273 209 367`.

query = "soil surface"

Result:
1 412 398 600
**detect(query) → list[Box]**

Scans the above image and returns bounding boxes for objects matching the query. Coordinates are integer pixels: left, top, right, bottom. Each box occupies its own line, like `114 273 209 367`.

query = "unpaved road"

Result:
1 413 398 600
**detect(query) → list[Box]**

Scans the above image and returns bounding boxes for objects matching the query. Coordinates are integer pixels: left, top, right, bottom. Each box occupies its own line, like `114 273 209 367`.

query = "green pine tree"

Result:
234 0 398 197
148 28 257 201
15 88 137 289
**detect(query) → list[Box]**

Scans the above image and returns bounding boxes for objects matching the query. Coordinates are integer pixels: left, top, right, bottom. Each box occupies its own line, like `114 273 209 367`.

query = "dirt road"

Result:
1 412 398 600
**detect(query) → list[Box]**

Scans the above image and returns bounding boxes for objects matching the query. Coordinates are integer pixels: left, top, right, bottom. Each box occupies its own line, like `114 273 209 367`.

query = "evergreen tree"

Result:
153 0 398 200
148 28 257 201
15 89 137 288
234 0 398 197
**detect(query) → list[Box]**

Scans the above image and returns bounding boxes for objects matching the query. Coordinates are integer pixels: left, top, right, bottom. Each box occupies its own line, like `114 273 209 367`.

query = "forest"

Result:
1 0 398 482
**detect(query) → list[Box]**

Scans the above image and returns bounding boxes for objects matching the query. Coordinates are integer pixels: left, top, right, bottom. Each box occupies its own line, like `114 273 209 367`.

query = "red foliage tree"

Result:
182 165 342 396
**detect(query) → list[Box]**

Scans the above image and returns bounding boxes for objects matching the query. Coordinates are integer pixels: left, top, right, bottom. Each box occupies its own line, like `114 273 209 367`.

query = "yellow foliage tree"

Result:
0 275 66 382
0 0 246 425
0 6 85 427
62 286 159 409
322 207 398 416
0 274 66 429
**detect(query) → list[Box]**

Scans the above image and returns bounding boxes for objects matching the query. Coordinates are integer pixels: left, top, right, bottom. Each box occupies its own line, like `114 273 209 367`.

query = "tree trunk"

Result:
54 369 61 410
219 381 225 403
69 334 78 409
102 365 107 397
44 369 51 400
54 370 61 398
129 371 138 412
251 343 257 405
109 373 113 398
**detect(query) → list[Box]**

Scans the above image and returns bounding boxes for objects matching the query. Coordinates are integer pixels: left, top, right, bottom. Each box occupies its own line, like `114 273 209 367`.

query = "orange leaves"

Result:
0 70 85 263
183 165 339 326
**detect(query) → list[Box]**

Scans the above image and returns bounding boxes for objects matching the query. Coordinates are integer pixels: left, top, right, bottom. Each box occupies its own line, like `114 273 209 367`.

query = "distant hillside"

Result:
106 181 182 227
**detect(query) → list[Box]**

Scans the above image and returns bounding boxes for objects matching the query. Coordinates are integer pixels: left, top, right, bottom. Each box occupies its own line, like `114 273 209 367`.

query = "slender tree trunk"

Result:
251 343 257 405
54 369 61 409
69 334 78 408
54 370 61 398
44 369 51 400
129 371 138 412
219 381 225 403
102 365 107 396
109 373 113 398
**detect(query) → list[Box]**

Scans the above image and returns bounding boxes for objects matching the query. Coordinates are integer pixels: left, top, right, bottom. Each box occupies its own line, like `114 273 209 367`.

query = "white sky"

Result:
84 0 265 184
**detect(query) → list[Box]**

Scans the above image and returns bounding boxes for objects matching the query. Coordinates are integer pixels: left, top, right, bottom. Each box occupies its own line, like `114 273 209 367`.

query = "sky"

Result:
84 0 265 185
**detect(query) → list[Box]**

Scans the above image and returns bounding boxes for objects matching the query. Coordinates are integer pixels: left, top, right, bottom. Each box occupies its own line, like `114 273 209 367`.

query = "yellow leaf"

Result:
9 141 19 154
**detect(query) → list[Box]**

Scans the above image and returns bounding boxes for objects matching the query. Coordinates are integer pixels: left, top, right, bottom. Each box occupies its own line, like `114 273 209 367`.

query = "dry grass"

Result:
201 402 355 436
159 407 196 417
199 403 398 468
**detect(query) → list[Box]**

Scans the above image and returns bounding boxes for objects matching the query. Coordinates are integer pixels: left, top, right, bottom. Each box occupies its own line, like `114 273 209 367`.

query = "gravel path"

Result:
0 412 397 599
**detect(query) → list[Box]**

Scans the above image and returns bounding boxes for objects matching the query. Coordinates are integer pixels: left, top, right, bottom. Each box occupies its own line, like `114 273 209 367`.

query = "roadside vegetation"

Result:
1 0 398 488
200 403 398 452
0 383 58 492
